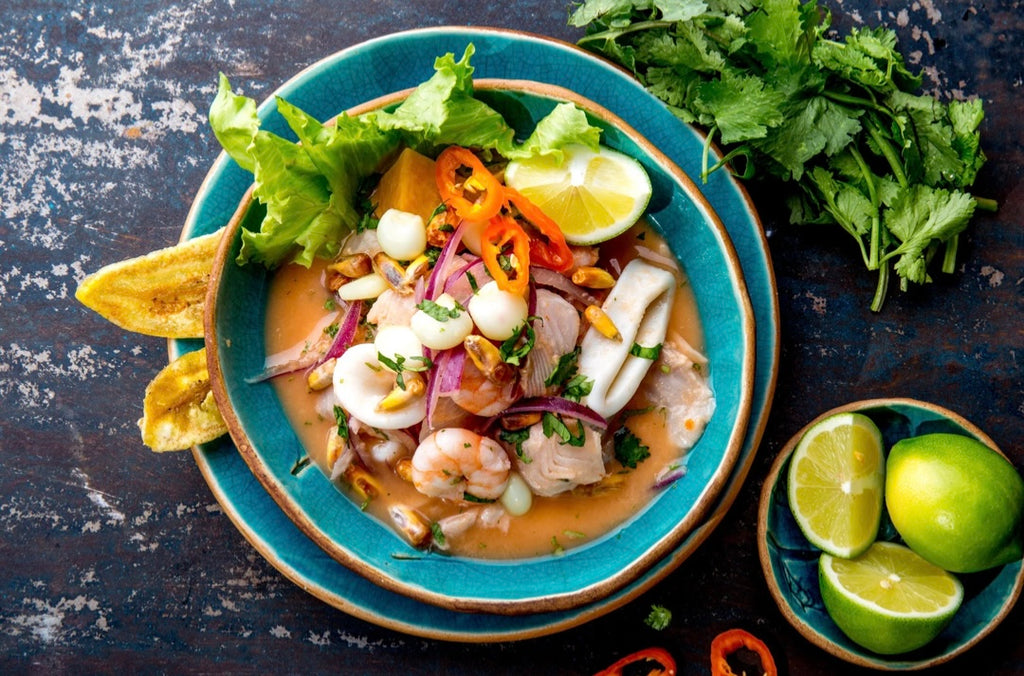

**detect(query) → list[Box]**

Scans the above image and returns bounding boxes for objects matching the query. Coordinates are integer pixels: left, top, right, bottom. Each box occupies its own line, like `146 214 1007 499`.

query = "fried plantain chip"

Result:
138 348 227 452
75 228 224 338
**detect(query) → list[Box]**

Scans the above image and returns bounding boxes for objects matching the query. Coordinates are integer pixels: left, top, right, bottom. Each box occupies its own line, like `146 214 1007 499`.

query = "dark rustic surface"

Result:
2 1 1021 673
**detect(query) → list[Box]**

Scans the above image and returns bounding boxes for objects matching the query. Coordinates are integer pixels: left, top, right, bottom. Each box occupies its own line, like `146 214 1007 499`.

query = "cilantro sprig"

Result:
572 0 994 311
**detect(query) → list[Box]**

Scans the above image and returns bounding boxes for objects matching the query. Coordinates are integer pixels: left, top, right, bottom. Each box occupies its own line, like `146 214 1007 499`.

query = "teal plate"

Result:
175 26 780 640
758 398 1024 669
207 79 754 613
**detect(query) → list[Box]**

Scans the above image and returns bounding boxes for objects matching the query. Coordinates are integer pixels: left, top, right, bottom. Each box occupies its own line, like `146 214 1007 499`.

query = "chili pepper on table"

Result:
480 214 531 295
710 628 777 676
503 187 574 273
593 646 677 676
435 146 504 222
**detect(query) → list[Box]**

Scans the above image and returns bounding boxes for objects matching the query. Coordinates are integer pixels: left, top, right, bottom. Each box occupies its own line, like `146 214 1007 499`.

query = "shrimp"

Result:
449 357 520 417
411 428 511 501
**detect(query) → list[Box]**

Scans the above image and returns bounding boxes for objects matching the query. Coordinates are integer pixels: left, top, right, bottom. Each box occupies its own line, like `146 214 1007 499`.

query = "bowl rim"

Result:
204 78 757 614
757 397 1024 670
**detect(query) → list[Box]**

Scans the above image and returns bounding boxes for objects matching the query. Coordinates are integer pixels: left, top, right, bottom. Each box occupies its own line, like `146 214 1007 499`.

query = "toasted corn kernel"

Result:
401 254 432 289
571 266 616 289
325 426 347 468
372 252 406 290
376 373 426 411
585 304 621 341
306 358 337 391
463 334 516 384
328 253 372 279
325 272 346 292
395 457 414 483
389 505 431 548
344 464 382 505
501 411 543 431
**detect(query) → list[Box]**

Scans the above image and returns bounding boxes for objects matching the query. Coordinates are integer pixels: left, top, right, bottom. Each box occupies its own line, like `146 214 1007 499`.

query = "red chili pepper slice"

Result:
503 187 574 273
594 646 677 676
481 215 530 295
435 146 504 222
710 628 777 676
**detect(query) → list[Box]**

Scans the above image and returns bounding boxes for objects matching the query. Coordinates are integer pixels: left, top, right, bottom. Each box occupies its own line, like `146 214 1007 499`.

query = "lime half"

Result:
787 412 885 558
819 541 964 654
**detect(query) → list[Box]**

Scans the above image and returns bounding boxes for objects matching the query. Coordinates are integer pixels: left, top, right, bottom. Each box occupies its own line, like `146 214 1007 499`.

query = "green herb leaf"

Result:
416 298 464 322
572 0 991 311
614 426 651 469
629 342 663 360
498 427 532 462
542 412 587 447
645 604 672 630
499 319 537 366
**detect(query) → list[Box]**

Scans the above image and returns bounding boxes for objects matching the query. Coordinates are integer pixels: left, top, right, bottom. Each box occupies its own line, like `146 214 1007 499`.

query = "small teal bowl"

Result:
758 398 1024 670
206 80 756 615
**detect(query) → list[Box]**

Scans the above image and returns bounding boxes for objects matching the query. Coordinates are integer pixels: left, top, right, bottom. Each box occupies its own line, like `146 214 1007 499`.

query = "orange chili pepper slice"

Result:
593 646 677 676
481 214 530 295
503 187 574 273
710 628 777 676
435 146 503 222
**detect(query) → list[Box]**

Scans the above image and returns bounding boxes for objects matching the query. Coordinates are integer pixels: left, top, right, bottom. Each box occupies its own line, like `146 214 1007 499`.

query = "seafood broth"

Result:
264 220 713 560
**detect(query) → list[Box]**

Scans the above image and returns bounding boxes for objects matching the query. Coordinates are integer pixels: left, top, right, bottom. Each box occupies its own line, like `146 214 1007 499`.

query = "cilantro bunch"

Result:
571 0 994 310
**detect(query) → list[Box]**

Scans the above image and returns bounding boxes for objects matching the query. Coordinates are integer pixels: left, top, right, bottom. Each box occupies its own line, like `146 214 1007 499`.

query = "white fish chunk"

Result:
515 423 606 497
521 289 581 397
639 336 715 453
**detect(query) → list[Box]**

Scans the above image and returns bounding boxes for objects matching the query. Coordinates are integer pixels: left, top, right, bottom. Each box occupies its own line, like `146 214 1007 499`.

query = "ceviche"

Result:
212 47 715 558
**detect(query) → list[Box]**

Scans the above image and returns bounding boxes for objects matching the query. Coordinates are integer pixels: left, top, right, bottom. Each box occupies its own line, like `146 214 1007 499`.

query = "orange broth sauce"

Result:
263 220 706 559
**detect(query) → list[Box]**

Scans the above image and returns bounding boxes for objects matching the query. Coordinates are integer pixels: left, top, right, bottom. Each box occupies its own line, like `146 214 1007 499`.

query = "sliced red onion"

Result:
635 245 679 271
443 256 487 303
245 354 321 384
500 396 608 429
424 347 465 428
531 267 600 307
319 299 362 364
425 219 467 300
653 463 687 490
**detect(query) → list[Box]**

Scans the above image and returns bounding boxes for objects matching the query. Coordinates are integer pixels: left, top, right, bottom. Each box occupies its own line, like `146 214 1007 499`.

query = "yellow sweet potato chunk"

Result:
372 148 442 224
138 348 227 452
75 228 224 339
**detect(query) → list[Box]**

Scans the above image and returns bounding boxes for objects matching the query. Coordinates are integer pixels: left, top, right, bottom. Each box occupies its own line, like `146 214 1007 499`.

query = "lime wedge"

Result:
504 144 651 245
819 541 964 654
787 412 885 557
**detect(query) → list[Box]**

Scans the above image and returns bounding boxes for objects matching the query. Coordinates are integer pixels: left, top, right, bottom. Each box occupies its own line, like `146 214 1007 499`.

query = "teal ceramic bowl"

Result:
758 398 1024 670
205 79 756 615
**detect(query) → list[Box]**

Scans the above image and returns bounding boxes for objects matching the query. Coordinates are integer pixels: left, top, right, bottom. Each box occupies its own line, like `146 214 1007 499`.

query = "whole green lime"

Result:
886 433 1024 573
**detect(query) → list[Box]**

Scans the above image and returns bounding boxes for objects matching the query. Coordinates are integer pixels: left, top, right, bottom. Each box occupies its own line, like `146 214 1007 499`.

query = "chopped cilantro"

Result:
645 604 672 631
416 298 464 322
498 427 532 462
323 298 337 311
542 412 587 447
562 374 594 403
629 342 662 360
545 347 581 388
614 426 650 469
377 352 433 390
499 319 536 366
332 405 350 441
324 323 340 338
430 522 446 547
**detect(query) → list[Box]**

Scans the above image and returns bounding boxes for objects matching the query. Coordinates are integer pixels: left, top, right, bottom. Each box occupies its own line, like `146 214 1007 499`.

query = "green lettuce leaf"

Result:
210 45 604 268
